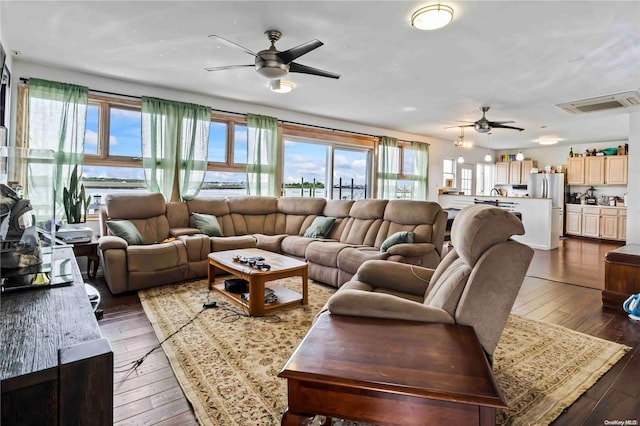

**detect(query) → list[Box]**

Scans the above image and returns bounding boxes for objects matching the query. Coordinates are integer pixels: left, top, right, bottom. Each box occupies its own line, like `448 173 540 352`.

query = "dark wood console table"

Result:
604 244 640 311
1 246 113 425
279 313 506 425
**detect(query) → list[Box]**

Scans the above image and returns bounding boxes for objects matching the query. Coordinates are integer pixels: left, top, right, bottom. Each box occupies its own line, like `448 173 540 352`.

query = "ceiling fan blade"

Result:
289 62 340 79
204 64 254 72
491 123 525 132
277 39 323 63
445 124 474 129
488 120 515 125
208 35 258 57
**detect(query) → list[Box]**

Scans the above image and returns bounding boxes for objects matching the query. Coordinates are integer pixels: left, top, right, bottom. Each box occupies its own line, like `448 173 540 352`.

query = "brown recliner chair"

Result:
326 204 534 360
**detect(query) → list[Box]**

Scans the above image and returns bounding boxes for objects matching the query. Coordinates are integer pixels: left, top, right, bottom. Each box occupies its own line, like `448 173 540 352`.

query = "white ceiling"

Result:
2 1 639 149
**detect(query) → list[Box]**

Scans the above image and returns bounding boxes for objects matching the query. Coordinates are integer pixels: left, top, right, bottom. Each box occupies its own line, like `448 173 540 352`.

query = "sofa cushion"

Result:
424 258 471 317
281 235 318 258
192 213 222 237
306 241 354 267
337 247 388 275
303 216 336 238
380 231 415 253
105 192 166 219
106 220 144 245
210 235 257 252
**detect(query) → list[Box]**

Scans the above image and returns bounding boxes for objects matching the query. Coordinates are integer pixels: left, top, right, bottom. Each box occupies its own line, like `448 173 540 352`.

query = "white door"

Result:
459 164 474 195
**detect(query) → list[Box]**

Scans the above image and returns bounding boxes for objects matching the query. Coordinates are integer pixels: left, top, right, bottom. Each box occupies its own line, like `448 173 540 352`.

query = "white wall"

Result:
11 60 482 202
627 112 639 244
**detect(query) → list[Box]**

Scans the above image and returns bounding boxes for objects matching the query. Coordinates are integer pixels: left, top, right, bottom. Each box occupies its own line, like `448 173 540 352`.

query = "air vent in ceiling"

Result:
556 90 640 114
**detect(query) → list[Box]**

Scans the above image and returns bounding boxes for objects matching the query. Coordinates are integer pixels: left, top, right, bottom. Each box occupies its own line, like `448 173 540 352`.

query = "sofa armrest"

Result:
170 227 201 237
354 259 434 296
99 235 128 250
327 290 454 323
386 242 435 257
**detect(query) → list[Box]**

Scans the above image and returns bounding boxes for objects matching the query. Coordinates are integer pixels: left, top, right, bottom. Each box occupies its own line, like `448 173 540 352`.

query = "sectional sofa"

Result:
98 193 447 295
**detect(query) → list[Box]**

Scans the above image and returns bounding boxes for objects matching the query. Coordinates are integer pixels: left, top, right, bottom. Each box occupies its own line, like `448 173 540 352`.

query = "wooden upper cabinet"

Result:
605 155 628 184
585 156 605 185
520 160 534 185
495 162 509 185
567 157 585 185
509 161 522 184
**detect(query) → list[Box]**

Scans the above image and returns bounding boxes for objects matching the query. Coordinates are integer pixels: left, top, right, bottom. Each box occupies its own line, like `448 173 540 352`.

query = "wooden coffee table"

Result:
278 313 506 425
208 248 308 317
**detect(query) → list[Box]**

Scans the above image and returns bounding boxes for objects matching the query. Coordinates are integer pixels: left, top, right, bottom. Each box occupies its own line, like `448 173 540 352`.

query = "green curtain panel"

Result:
142 97 210 201
377 136 398 199
412 141 429 200
27 78 88 222
246 113 278 196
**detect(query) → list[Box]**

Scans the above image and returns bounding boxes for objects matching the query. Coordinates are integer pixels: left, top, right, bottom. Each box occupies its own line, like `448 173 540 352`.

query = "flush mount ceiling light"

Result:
411 4 454 30
516 150 524 161
269 80 294 93
537 137 559 145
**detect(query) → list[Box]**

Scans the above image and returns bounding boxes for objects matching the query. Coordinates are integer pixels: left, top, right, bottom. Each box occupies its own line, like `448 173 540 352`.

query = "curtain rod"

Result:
19 76 382 139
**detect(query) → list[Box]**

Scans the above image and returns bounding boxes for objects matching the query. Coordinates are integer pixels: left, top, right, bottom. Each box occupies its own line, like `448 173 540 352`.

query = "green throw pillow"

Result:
303 216 336 239
106 220 144 245
192 212 222 237
380 231 415 253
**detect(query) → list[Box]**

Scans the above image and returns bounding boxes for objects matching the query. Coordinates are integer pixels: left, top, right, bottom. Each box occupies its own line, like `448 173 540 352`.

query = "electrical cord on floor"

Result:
114 286 282 381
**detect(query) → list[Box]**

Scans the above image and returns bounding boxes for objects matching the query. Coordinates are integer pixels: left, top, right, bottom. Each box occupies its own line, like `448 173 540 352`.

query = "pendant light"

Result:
457 155 464 163
484 133 492 162
516 150 524 161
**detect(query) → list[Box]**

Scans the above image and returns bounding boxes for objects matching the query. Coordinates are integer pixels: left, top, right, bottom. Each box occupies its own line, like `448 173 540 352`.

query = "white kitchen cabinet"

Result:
566 205 582 236
582 207 601 238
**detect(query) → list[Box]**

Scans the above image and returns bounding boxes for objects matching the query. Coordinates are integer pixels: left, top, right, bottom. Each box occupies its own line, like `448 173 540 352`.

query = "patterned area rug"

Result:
139 278 629 426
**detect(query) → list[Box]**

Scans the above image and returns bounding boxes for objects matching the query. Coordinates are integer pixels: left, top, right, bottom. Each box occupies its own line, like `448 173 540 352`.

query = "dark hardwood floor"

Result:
89 237 640 425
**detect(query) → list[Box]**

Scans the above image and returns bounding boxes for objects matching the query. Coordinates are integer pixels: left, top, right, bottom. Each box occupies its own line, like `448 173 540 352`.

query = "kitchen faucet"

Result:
490 188 500 196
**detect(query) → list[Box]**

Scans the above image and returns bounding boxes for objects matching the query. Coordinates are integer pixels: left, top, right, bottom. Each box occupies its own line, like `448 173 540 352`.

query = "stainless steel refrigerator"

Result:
528 173 568 238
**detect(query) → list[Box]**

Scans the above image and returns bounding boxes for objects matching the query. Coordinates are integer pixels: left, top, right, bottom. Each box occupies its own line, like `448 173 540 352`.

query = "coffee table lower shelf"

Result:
211 283 305 316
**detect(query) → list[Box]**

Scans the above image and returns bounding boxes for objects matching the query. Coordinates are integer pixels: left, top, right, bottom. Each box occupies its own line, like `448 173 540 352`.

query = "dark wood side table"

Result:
279 313 506 426
1 246 113 425
71 236 100 279
603 244 640 311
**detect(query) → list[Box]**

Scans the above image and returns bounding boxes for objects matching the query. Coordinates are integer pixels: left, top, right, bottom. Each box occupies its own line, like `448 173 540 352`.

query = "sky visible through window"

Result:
81 111 369 199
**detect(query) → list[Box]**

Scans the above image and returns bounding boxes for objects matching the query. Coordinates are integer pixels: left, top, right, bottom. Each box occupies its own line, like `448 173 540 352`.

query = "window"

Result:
207 121 227 163
443 158 455 188
476 163 495 195
283 138 372 199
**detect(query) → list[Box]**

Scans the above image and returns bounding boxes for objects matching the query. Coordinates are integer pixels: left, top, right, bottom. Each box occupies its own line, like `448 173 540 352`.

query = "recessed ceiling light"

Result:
411 4 454 31
269 81 294 93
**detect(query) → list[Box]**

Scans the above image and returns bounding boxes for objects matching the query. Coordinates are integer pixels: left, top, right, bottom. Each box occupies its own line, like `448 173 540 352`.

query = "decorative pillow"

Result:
380 231 415 253
106 220 144 245
303 216 336 238
192 212 222 237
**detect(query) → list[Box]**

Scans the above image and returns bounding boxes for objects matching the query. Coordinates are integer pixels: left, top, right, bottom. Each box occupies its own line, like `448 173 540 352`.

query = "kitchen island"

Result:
438 194 558 250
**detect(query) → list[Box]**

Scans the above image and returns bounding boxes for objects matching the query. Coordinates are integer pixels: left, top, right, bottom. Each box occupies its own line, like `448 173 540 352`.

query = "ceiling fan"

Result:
205 30 340 89
448 106 524 133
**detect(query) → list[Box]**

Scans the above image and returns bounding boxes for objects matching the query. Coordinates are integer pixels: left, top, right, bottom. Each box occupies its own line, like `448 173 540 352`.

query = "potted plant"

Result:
62 165 91 224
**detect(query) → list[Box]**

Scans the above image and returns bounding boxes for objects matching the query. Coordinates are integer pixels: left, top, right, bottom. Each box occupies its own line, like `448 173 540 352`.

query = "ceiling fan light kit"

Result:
411 4 454 30
269 81 294 93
